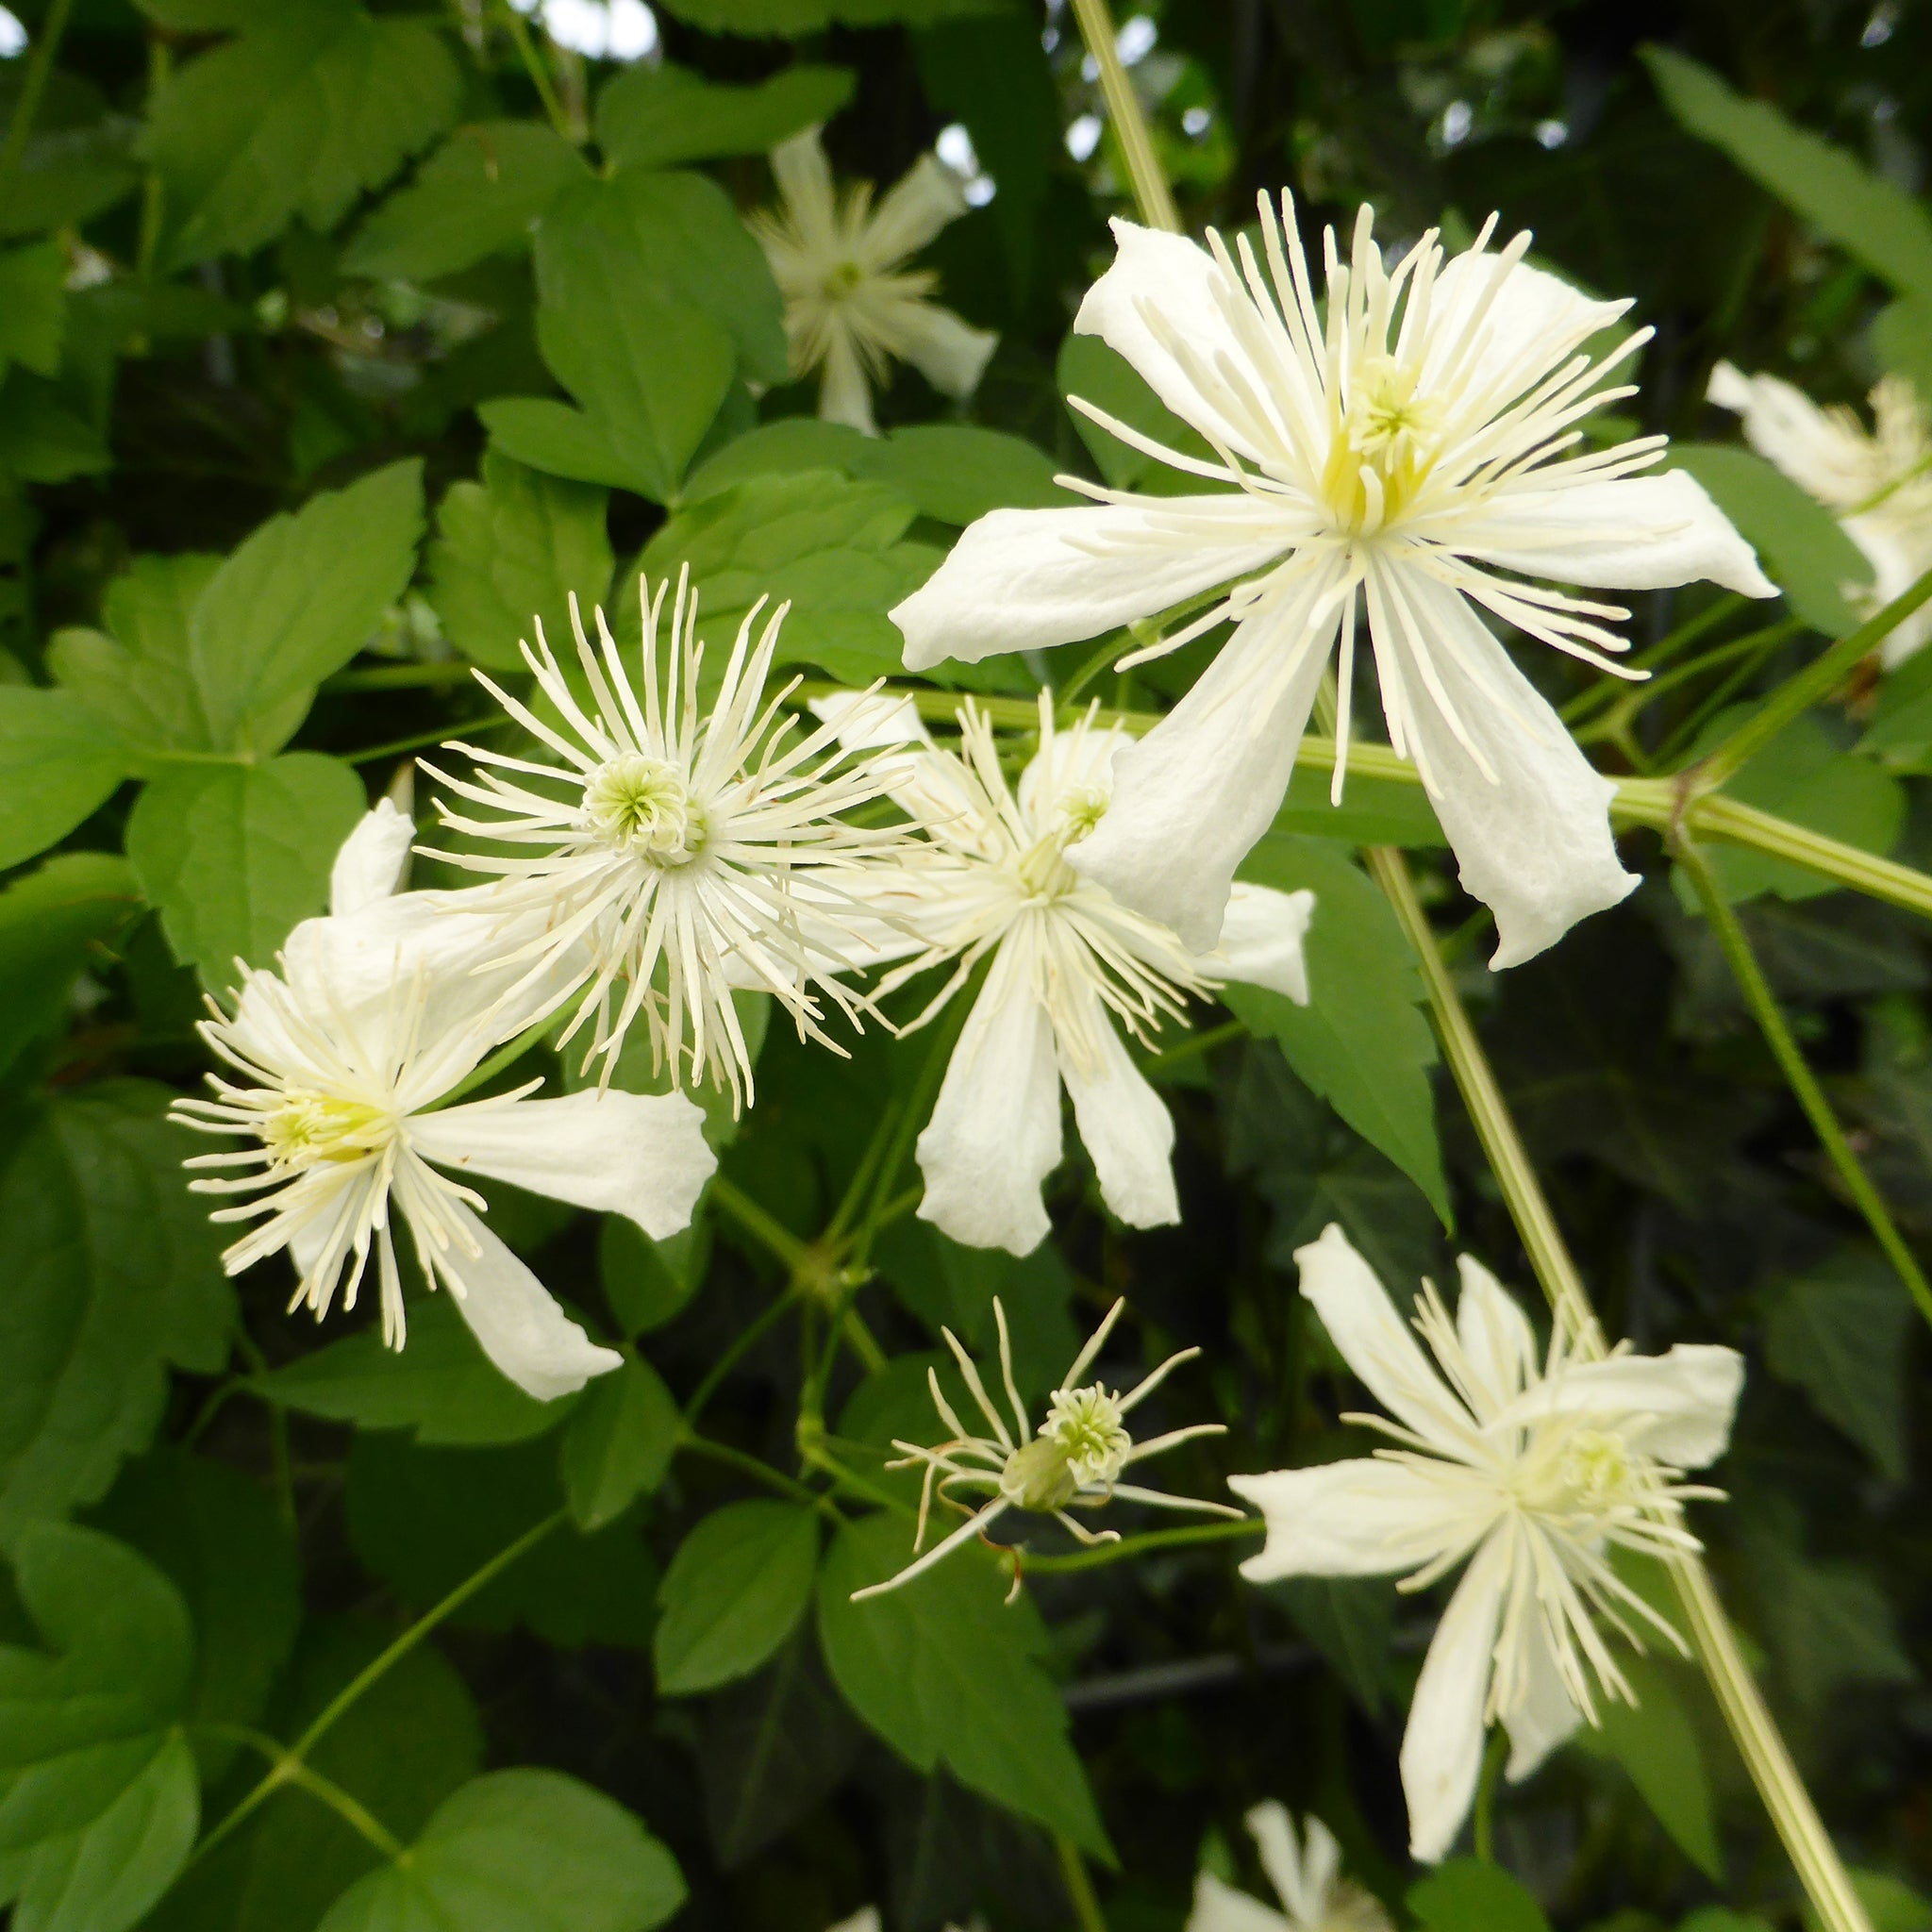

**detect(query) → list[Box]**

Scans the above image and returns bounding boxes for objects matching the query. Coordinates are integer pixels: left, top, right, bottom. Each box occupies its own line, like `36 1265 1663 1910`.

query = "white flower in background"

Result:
1189 1806 1392 1932
852 1297 1241 1602
1709 361 1932 665
1230 1224 1743 1862
749 124 998 436
173 803 716 1401
892 200 1775 967
815 690 1315 1257
425 572 921 1108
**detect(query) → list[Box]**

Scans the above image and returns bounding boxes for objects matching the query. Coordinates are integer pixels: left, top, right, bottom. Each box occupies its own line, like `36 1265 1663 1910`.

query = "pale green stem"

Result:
0 0 75 225
492 0 574 144
1674 839 1932 1328
1058 1832 1111 1932
1024 1516 1261 1574
1068 0 1179 234
1368 846 1871 1932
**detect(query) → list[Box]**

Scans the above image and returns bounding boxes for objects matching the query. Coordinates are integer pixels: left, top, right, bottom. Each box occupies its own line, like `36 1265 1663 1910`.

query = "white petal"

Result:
1400 1533 1507 1863
1383 573 1637 970
1844 513 1932 666
410 1088 715 1241
1457 472 1775 597
770 125 836 238
808 689 932 751
1451 1255 1539 1419
888 301 998 400
892 498 1287 670
1070 590 1334 952
1292 1222 1472 1448
862 152 968 266
1708 361 1873 508
329 799 413 916
1501 1622 1583 1782
1423 253 1629 416
437 1200 622 1400
1204 882 1314 1004
1057 990 1179 1230
1488 1343 1744 1470
1246 1805 1327 1926
1230 1457 1441 1582
915 955 1063 1256
1188 1874 1291 1932
1074 218 1268 460
818 326 876 436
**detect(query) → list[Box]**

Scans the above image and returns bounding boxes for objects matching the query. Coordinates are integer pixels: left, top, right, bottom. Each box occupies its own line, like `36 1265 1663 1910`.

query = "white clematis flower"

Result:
1230 1224 1743 1863
425 572 923 1108
173 803 717 1401
1189 1806 1392 1932
852 1296 1241 1602
892 200 1775 966
1709 361 1932 665
816 690 1315 1257
749 124 998 435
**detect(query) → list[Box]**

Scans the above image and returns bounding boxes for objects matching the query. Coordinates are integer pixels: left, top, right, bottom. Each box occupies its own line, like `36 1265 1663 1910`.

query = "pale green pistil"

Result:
580 754 705 865
264 1092 390 1172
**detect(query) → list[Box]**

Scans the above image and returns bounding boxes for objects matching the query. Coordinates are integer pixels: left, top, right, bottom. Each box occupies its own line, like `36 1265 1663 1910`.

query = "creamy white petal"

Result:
1246 1805 1333 1928
916 956 1063 1256
1708 361 1872 506
808 689 932 751
1057 989 1179 1230
862 152 969 265
1074 218 1269 460
409 1088 715 1241
1230 1457 1443 1582
892 498 1287 670
769 125 837 238
1291 1222 1474 1448
439 1200 622 1400
1388 574 1637 970
1844 512 1932 665
329 799 413 916
1070 592 1333 953
1488 1343 1744 1470
1401 1533 1507 1863
1188 1873 1291 1932
1456 472 1775 596
1421 253 1629 415
1451 1254 1539 1418
887 301 998 400
1205 882 1314 1004
1501 1617 1583 1782
819 325 877 435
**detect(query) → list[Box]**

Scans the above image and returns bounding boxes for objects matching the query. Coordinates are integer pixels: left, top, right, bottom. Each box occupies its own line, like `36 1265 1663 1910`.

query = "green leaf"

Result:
655 1501 819 1695
816 1512 1112 1859
1580 1657 1723 1877
685 417 873 501
559 1357 679 1531
0 242 65 385
0 1524 198 1932
1816 1874 1932 1932
1272 758 1445 846
1670 445 1867 640
345 1432 656 1650
255 1291 573 1447
849 425 1074 525
1763 1246 1911 1479
0 374 108 484
0 1084 233 1543
1266 1574 1399 1718
657 0 1008 33
1408 1860 1553 1932
315 1769 685 1932
599 1218 708 1337
641 470 940 684
1644 46 1932 306
425 452 613 671
148 4 462 269
342 121 591 282
0 687 130 870
189 459 425 751
87 1447 300 1785
1228 834 1448 1223
594 60 854 171
1873 297 1932 404
1058 332 1225 496
0 854 144 1082
126 752 367 977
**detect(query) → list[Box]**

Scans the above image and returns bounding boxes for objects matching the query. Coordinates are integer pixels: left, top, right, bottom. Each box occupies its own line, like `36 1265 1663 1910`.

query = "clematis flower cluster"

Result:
1189 1805 1392 1932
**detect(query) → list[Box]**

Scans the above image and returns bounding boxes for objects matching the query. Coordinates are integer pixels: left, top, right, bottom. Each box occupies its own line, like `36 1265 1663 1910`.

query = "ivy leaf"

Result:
0 1084 233 1543
188 459 425 752
1228 834 1448 1224
146 0 462 269
342 121 591 283
559 1357 679 1531
594 60 854 171
0 1524 199 1932
655 1501 819 1694
254 1292 573 1447
641 470 941 684
314 1769 685 1932
126 752 367 977
0 688 132 871
425 453 614 671
817 1512 1112 1859
1764 1247 1911 1479
0 854 144 1083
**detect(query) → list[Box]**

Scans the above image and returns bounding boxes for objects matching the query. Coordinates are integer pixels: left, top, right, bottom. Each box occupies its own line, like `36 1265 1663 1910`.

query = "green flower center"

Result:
580 754 705 865
263 1092 391 1171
